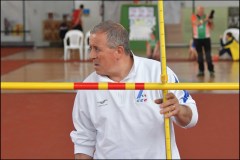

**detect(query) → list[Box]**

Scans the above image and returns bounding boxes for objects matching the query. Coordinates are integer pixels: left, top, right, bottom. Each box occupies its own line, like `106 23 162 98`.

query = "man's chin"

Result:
95 71 105 76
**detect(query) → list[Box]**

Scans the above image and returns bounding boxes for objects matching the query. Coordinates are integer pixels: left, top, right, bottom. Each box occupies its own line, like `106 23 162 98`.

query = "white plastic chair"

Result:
64 30 84 60
222 28 239 44
84 31 90 60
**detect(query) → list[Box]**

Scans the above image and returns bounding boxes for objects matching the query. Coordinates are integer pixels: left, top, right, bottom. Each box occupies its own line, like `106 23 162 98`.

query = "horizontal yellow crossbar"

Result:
1 82 74 90
1 82 239 90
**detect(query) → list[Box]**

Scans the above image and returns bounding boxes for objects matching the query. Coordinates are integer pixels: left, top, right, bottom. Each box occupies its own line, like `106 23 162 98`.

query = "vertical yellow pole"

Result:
158 1 172 159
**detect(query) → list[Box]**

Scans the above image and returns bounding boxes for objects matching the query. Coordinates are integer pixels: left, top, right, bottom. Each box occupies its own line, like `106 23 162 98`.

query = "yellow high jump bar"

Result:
158 1 171 159
1 82 239 90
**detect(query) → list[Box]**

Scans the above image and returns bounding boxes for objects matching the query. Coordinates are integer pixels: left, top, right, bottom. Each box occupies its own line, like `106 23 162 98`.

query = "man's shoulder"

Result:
83 72 98 82
135 55 160 66
134 55 162 75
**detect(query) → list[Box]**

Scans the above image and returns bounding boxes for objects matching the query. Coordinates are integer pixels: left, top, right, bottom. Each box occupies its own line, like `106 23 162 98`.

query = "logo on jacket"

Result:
97 99 108 107
136 90 147 102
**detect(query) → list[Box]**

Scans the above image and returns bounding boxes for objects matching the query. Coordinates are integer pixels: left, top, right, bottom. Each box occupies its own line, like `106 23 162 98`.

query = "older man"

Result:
70 20 198 159
191 6 215 77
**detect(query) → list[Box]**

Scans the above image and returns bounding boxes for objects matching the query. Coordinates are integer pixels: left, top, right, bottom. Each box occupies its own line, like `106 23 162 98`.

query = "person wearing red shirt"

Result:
72 4 84 31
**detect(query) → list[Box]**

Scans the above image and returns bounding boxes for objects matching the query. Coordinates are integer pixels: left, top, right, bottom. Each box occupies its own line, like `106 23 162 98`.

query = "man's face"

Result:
197 7 204 16
89 32 119 76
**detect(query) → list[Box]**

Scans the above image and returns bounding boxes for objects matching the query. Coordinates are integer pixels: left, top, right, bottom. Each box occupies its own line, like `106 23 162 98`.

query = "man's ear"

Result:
115 45 125 59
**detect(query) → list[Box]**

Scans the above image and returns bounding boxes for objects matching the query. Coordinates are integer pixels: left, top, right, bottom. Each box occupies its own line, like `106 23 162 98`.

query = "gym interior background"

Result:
1 1 239 159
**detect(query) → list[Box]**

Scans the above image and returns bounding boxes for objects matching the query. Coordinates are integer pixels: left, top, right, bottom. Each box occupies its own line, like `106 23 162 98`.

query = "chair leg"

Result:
66 49 70 60
64 49 67 60
81 48 84 60
68 50 70 60
79 48 83 60
84 48 87 60
85 47 89 60
78 49 81 60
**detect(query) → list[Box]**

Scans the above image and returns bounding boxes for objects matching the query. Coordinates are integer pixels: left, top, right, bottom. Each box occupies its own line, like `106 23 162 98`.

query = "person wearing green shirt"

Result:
191 6 215 77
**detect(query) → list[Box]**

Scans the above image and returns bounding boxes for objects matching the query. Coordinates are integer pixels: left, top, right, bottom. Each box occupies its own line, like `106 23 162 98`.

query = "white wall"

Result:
1 1 74 46
74 1 135 32
1 1 26 42
75 1 183 26
2 1 238 46
1 1 23 29
25 1 73 47
103 1 131 23
1 1 73 47
184 1 239 7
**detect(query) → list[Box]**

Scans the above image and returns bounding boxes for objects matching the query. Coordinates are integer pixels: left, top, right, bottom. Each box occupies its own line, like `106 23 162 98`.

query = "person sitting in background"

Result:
217 32 239 61
188 39 198 60
146 32 160 61
59 14 69 46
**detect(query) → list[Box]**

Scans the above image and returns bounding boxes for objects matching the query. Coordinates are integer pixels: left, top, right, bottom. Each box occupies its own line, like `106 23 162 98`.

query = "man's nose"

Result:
89 49 97 59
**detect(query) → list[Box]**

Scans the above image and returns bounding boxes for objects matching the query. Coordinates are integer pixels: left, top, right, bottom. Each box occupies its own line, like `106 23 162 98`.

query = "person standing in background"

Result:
191 6 215 77
71 4 84 31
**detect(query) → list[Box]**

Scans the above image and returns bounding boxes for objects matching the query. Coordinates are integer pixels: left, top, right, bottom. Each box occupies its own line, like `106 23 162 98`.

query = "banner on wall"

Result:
228 7 239 29
129 7 156 40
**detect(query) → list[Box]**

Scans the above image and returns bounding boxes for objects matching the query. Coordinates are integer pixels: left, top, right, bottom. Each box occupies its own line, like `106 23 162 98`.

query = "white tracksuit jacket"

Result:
70 54 198 159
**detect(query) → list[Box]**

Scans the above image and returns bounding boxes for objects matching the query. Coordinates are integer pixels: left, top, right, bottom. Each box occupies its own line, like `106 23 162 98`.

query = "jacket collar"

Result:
97 51 139 82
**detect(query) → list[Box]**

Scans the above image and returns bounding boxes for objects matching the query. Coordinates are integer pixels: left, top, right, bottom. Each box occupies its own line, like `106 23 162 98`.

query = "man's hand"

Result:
154 92 180 118
75 153 93 159
154 92 192 127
